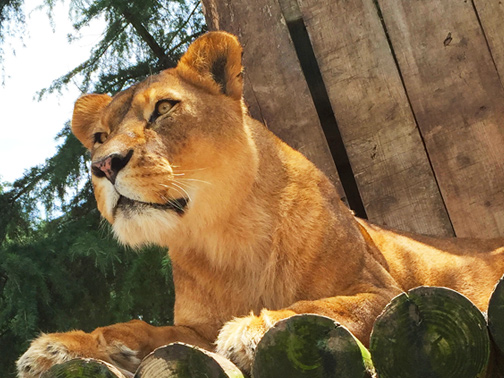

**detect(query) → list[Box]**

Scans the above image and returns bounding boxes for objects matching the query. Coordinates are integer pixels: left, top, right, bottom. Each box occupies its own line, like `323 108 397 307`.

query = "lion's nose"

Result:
91 150 133 184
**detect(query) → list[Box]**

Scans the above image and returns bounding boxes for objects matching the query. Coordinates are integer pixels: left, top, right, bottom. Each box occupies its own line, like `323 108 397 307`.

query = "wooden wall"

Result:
201 0 504 238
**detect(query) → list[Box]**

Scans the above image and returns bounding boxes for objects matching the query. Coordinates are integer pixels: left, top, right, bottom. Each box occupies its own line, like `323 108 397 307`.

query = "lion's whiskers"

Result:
176 178 212 186
157 166 212 207
171 182 193 203
160 182 193 204
171 166 209 173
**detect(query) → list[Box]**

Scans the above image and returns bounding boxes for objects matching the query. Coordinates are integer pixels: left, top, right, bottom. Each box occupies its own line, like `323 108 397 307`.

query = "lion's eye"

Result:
93 132 107 144
157 100 174 115
150 99 179 123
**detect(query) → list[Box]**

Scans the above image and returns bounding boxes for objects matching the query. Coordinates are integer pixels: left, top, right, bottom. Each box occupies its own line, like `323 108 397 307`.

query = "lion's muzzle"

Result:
91 149 134 184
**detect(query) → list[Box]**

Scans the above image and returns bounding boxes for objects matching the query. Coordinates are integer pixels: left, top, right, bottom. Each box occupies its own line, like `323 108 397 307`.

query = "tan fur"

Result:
17 31 504 376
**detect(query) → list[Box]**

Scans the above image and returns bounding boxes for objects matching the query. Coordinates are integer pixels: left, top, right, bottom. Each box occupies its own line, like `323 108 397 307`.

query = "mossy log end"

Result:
134 342 244 378
370 286 490 378
488 275 504 354
251 314 373 378
41 358 128 378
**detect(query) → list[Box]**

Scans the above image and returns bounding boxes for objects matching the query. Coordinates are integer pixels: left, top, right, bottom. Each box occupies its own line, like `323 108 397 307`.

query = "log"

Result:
370 286 490 378
485 345 504 378
134 343 244 378
251 314 373 378
488 275 504 355
41 358 128 378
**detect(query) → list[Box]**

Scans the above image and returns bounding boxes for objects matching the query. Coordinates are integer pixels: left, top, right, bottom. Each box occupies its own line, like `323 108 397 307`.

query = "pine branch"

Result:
0 326 9 340
0 272 7 296
9 171 46 203
38 20 128 97
165 1 201 50
167 30 204 56
121 9 175 68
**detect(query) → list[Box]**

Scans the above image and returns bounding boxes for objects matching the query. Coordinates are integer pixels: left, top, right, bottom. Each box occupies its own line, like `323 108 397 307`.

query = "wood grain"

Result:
377 0 504 237
252 314 373 378
473 1 504 87
370 287 490 378
290 0 453 235
41 358 128 378
135 343 243 378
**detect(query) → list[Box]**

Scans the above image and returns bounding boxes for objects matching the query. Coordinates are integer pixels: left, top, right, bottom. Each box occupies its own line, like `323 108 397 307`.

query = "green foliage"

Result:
0 203 175 376
0 0 25 69
0 0 206 376
40 0 206 96
0 128 177 375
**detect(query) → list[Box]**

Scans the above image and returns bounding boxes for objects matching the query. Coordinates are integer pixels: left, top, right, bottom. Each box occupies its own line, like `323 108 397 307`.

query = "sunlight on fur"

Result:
16 336 73 378
17 31 504 377
113 208 180 248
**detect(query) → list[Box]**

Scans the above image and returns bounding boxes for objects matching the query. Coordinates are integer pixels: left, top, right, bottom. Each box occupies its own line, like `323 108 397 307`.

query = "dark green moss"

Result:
252 314 370 378
42 359 119 378
489 276 504 355
370 286 490 378
136 343 243 378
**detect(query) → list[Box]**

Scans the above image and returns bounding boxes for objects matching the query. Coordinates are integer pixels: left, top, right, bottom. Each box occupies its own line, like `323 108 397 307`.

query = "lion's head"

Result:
72 32 259 248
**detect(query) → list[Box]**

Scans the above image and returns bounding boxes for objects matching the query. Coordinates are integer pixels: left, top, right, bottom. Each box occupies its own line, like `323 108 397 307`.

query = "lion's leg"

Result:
17 319 212 378
216 287 399 372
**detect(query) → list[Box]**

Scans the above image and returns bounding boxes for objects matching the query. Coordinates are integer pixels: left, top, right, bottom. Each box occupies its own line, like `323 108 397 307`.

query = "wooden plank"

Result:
287 0 453 236
201 0 344 196
377 0 504 237
473 1 504 88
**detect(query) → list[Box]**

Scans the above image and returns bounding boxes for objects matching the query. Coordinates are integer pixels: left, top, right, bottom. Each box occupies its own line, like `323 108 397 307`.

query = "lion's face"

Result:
71 32 258 247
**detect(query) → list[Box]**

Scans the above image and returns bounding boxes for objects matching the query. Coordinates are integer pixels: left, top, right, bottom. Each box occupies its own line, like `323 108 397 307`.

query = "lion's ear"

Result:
176 31 243 101
72 94 112 150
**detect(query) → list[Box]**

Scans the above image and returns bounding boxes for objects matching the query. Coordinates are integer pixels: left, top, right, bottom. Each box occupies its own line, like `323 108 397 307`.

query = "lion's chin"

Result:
115 195 189 215
112 203 183 248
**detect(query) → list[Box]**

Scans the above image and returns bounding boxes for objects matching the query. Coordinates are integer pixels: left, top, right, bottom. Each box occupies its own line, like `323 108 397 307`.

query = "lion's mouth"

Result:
115 195 189 215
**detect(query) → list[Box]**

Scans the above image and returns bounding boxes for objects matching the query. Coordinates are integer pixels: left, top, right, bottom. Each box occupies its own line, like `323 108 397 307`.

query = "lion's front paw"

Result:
16 331 87 378
16 328 141 378
215 309 295 372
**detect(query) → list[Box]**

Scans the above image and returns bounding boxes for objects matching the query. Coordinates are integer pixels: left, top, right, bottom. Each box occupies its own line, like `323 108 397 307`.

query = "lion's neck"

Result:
168 120 278 269
171 189 274 268
165 119 348 310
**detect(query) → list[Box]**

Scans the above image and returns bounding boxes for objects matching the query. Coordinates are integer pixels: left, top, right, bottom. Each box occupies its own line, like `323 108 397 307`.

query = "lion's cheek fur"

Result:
92 179 119 224
105 127 259 251
112 209 180 248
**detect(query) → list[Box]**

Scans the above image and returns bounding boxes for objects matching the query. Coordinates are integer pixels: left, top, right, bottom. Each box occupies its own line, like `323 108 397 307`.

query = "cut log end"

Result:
134 343 244 378
370 286 490 378
41 358 128 378
488 275 504 354
251 314 373 378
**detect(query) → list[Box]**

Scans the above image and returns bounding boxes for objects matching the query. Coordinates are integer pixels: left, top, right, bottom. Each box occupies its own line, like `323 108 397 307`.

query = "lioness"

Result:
17 31 504 377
